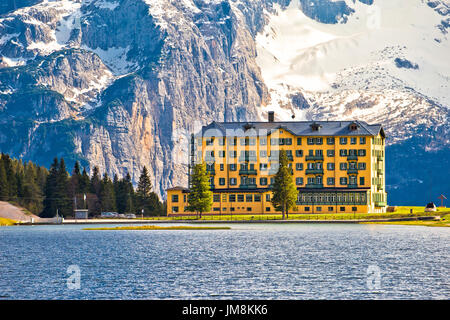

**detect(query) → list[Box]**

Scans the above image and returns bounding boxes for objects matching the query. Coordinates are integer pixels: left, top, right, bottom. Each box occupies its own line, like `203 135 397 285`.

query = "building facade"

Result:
167 113 387 215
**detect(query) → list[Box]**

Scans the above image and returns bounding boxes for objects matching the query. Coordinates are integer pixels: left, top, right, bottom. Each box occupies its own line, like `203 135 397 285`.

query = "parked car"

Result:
101 212 119 218
125 213 136 219
117 214 126 218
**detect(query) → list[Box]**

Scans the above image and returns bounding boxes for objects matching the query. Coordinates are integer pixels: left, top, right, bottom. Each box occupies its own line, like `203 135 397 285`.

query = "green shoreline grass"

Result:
142 207 449 222
0 217 16 226
83 225 231 231
359 214 450 227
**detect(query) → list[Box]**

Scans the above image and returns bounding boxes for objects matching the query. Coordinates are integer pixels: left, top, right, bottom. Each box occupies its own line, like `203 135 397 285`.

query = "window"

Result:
307 138 315 145
206 137 214 146
238 194 244 202
327 163 334 170
350 137 357 144
172 206 179 213
213 194 220 202
296 177 304 185
254 195 261 202
260 177 268 185
229 151 237 158
339 149 347 157
247 207 252 212
349 176 357 185
340 137 347 145
228 138 237 146
340 177 348 185
295 150 303 157
316 176 323 184
218 138 225 146
327 150 335 157
260 138 267 146
260 150 267 158
340 163 347 170
222 194 227 202
327 137 335 145
305 207 310 212
358 149 366 156
229 164 237 171
315 149 323 156
358 162 366 170
360 137 366 144
172 195 179 202
340 207 345 212
285 138 292 145
219 178 225 186
297 137 302 145
213 207 220 212
316 207 322 212
246 194 253 202
220 164 224 171
184 194 187 202
230 178 237 185
266 194 270 201
316 138 323 145
359 177 365 185
327 177 335 185
266 207 271 212
260 163 268 171
229 194 236 202
328 207 333 212
296 163 303 171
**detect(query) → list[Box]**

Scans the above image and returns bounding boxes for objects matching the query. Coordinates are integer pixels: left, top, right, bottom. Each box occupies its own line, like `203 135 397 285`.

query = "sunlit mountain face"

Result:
0 0 448 204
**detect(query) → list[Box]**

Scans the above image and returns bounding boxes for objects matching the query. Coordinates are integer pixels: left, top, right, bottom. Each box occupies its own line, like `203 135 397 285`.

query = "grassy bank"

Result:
0 217 16 226
83 225 231 231
142 207 449 221
360 214 450 227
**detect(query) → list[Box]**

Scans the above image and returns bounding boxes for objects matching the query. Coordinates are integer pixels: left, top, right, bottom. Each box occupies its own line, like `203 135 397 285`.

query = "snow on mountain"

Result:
256 0 449 144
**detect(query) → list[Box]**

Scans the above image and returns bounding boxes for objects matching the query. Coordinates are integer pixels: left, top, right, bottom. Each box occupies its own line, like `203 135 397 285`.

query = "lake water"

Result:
0 223 448 299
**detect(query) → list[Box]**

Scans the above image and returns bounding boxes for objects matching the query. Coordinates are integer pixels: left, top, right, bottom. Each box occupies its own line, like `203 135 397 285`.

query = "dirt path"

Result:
0 201 39 222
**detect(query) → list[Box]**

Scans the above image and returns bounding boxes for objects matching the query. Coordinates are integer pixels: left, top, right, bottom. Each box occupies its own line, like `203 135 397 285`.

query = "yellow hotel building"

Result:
167 112 387 216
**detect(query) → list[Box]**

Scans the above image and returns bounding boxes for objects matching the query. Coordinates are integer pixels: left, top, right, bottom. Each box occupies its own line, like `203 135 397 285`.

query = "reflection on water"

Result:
0 223 448 299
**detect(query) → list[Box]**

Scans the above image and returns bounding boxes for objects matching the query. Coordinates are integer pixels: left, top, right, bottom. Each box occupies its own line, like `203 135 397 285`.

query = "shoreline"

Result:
14 215 442 226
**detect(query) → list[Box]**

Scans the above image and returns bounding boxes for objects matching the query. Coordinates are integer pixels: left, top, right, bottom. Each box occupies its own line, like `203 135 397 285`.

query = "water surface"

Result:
0 223 448 299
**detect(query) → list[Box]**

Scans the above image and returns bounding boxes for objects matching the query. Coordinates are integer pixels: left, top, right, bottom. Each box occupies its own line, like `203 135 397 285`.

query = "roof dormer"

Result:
348 122 359 131
310 122 322 131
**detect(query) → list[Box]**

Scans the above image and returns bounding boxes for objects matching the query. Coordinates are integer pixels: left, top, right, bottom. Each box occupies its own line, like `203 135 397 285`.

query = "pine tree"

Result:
271 149 297 219
41 158 59 217
100 173 116 212
136 166 153 216
187 162 212 219
79 168 90 194
56 158 72 217
88 166 102 215
0 160 8 201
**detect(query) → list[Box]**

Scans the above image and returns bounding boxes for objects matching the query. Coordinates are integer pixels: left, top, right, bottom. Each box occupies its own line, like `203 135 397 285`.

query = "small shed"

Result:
425 202 437 212
74 209 89 219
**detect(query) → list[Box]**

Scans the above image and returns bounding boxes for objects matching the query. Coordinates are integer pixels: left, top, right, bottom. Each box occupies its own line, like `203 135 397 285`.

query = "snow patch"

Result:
81 45 136 76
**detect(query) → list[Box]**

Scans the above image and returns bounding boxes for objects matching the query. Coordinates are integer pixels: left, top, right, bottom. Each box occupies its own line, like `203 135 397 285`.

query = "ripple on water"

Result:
0 223 448 299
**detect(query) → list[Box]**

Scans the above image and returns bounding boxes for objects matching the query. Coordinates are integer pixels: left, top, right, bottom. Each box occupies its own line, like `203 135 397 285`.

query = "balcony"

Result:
305 169 324 175
347 154 358 161
238 156 257 162
375 201 386 207
347 168 358 174
347 184 358 188
305 155 324 161
239 184 257 189
305 183 324 189
239 169 257 175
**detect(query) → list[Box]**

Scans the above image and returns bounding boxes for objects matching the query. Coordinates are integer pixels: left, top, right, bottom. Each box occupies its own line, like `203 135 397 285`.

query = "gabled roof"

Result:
199 120 384 137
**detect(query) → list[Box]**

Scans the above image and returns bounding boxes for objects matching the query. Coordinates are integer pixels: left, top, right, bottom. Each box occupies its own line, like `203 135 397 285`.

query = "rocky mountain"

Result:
0 0 448 205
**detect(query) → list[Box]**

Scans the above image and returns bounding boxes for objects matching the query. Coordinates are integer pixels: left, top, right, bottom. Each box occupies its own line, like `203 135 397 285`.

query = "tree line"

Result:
0 153 164 217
